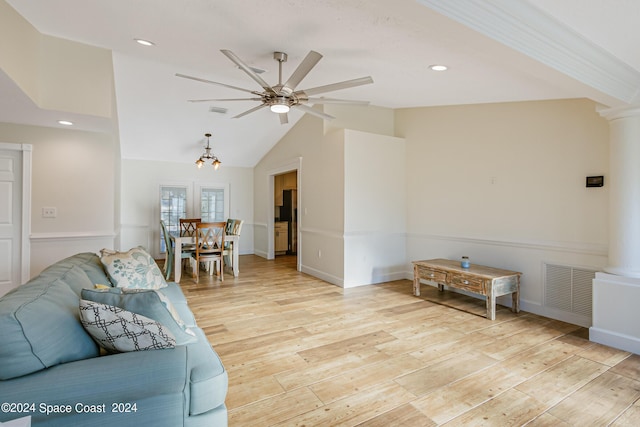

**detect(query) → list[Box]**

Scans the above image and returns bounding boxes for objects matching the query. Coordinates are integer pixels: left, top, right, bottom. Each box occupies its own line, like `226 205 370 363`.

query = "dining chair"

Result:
191 221 226 283
225 218 244 236
160 220 173 280
179 218 201 270
180 218 201 239
224 219 244 270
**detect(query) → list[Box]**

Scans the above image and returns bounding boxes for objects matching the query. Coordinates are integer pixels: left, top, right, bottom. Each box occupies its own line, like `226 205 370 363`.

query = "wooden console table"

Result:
412 258 521 320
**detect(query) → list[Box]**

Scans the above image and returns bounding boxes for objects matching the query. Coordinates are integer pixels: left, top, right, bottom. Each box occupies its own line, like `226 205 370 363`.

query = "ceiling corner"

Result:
417 0 640 106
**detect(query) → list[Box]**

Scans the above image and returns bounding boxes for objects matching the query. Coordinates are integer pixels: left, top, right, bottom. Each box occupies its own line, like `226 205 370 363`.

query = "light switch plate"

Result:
42 207 57 218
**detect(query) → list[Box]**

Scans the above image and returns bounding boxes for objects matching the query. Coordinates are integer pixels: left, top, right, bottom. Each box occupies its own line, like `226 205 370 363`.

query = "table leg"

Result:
413 265 420 296
512 276 520 313
232 241 239 277
486 288 496 320
174 238 182 283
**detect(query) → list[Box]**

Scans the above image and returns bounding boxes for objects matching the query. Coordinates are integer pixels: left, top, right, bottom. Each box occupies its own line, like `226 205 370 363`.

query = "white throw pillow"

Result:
79 300 176 352
100 246 168 289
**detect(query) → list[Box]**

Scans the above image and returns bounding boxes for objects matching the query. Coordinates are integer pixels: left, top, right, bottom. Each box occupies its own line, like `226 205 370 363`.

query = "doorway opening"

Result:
268 158 302 272
0 143 32 296
274 170 297 263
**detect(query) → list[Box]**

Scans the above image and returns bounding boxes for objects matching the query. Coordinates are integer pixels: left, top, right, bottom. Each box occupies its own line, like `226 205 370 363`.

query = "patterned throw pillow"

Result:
81 287 197 345
100 247 168 289
79 300 176 352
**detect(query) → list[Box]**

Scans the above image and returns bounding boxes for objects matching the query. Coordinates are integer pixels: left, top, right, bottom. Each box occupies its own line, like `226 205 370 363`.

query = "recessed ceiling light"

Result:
134 38 155 46
57 120 73 126
429 65 448 71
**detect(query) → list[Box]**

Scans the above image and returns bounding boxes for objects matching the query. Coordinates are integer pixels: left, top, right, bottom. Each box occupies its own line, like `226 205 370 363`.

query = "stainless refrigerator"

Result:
280 189 297 254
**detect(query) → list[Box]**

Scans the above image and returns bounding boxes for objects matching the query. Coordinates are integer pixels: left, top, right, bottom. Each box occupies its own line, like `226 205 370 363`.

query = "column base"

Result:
603 266 640 279
590 272 640 354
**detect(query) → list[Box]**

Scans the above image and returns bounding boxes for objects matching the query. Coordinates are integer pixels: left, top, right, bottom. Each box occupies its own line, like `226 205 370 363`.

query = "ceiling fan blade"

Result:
281 50 323 95
297 76 374 97
233 103 267 119
306 97 370 105
175 73 259 95
188 98 263 102
294 104 335 120
221 49 276 95
279 113 289 125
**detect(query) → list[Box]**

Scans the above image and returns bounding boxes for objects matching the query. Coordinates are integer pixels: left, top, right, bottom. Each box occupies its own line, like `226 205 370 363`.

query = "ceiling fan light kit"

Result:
270 99 290 114
196 133 221 170
177 49 373 124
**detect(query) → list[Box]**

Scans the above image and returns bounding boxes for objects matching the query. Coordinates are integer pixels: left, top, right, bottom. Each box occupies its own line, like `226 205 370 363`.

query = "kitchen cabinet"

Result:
283 171 296 189
274 175 284 206
275 222 288 254
275 172 296 206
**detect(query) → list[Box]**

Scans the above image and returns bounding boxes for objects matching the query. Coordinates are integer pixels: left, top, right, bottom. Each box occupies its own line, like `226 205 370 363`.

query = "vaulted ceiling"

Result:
3 0 640 166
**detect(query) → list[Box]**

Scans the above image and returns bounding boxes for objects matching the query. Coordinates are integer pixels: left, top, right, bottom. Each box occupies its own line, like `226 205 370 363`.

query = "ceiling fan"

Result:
176 49 373 124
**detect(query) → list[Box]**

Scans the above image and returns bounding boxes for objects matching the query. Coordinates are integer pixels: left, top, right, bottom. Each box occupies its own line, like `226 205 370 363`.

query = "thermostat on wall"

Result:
586 176 604 187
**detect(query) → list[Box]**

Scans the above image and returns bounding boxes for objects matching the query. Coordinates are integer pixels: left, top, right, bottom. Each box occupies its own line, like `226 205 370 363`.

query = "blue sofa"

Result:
0 252 228 427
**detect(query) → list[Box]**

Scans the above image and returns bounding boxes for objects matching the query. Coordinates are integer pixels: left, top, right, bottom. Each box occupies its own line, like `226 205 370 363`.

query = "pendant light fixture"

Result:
195 133 221 170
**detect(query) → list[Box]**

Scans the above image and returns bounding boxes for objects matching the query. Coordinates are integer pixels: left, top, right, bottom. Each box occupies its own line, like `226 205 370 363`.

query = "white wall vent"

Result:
544 263 596 318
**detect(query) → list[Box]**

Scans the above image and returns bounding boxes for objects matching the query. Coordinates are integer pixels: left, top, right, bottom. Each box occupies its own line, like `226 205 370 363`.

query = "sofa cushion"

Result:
81 287 197 345
73 252 113 286
39 253 112 293
100 247 168 290
0 280 99 380
79 300 176 352
40 264 93 296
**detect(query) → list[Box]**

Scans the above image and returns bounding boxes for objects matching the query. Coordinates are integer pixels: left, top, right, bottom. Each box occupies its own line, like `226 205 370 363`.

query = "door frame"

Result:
0 142 32 285
267 157 302 271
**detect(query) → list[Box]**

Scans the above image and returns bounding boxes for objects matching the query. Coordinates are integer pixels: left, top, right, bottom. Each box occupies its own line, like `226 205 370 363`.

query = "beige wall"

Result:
253 110 345 281
0 0 113 118
398 98 609 244
120 159 254 259
1 0 118 278
397 98 610 325
344 129 406 286
0 0 38 98
0 123 117 276
253 105 399 286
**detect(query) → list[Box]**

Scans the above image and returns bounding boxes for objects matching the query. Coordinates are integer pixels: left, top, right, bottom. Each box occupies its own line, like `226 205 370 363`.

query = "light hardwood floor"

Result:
175 255 640 426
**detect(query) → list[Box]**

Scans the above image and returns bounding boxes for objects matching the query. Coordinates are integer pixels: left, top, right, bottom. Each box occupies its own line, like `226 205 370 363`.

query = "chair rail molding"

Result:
30 231 117 241
408 232 607 257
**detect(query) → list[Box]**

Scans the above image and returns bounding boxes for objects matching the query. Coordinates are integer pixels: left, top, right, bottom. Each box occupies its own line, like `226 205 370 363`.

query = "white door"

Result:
0 143 31 296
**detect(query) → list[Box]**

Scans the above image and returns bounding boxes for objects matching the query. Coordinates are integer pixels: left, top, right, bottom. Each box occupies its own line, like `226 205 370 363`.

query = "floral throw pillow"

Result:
100 247 168 289
79 300 176 352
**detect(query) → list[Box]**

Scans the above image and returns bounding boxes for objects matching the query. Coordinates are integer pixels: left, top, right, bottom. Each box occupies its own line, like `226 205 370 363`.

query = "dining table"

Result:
170 232 239 282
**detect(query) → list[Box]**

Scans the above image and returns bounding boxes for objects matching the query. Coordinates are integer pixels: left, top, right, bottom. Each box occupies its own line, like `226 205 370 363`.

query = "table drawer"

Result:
417 266 447 283
448 274 486 294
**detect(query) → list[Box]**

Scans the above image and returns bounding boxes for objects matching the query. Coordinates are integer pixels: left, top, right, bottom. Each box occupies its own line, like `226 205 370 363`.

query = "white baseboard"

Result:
590 327 640 355
519 299 591 328
253 249 268 259
300 264 344 287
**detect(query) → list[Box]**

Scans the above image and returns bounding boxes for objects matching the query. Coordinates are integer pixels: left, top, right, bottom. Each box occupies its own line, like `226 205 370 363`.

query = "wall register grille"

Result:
544 263 596 318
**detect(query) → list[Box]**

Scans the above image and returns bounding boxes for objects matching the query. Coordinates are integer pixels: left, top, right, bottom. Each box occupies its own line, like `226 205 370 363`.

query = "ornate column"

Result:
591 105 640 354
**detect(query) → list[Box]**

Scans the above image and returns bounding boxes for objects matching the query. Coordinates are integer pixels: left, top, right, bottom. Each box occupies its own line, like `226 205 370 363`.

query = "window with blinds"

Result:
158 183 227 255
159 186 187 252
200 187 225 222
